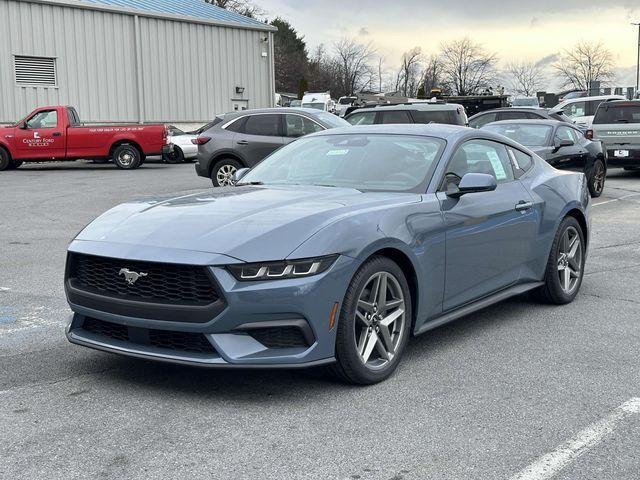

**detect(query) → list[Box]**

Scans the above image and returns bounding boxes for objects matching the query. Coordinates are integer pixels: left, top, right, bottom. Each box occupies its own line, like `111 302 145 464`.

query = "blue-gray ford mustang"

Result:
65 124 590 384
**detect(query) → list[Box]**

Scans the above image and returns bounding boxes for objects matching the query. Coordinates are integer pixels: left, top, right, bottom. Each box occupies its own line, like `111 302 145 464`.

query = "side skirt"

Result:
414 281 544 336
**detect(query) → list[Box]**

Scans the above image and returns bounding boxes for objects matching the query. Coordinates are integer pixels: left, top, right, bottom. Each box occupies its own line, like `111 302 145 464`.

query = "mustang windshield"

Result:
484 124 553 147
240 134 446 192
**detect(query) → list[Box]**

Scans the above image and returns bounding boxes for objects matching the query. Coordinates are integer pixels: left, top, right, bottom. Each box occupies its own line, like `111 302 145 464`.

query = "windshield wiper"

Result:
615 119 629 123
235 181 264 186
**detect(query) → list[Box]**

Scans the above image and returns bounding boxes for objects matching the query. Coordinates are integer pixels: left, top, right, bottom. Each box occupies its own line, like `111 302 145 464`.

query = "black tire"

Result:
164 146 184 164
587 159 605 198
0 148 10 171
533 216 586 305
210 158 242 187
331 256 412 385
112 144 142 169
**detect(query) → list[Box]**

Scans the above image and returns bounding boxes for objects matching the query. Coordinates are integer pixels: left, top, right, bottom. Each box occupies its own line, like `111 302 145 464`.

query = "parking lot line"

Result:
509 397 640 480
593 192 640 207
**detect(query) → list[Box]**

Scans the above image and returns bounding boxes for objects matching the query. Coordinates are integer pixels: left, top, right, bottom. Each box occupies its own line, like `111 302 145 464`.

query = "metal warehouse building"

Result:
0 0 276 125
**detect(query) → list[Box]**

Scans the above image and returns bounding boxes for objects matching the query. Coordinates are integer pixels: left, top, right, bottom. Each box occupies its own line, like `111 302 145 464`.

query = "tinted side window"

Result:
411 110 456 125
508 148 533 178
345 112 376 125
225 117 246 133
555 126 577 143
378 110 413 124
442 139 514 191
284 114 324 138
498 111 529 121
243 115 281 136
469 112 496 128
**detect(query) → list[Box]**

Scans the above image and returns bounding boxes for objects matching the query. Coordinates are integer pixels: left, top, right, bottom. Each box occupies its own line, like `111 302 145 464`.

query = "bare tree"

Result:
553 41 615 91
394 47 422 97
505 60 546 96
439 37 498 96
205 0 264 18
419 54 445 97
333 38 376 96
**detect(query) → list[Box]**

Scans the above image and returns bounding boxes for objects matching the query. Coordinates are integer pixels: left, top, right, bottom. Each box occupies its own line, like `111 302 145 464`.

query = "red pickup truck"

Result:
0 106 169 171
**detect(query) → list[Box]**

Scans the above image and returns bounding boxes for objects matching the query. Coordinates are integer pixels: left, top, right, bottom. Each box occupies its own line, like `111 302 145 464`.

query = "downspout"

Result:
269 31 275 107
133 14 145 124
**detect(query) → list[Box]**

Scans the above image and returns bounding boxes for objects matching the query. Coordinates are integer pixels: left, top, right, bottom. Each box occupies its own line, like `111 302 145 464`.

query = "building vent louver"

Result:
14 55 57 87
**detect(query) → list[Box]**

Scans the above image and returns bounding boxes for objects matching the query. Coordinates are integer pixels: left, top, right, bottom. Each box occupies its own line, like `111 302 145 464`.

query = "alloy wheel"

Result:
354 271 406 369
118 151 133 167
216 164 237 186
557 226 582 294
592 162 605 195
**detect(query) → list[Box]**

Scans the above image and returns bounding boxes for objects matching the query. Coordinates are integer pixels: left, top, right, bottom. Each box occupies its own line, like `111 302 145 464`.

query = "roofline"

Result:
15 0 278 32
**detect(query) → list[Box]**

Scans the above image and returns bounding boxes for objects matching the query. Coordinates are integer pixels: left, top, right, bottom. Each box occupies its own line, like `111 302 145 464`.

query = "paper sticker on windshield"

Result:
326 149 349 156
486 151 507 180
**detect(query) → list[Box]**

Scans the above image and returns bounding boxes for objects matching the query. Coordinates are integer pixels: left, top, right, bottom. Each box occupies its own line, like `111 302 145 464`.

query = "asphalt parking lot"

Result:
1 161 639 480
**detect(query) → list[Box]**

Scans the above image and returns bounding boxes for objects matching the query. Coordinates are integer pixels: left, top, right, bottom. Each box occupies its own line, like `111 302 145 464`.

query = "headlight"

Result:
227 255 338 281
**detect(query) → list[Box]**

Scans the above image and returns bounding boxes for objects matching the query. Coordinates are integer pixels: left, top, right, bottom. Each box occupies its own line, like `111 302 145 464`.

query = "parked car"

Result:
344 103 468 126
289 100 302 108
559 90 587 103
482 119 606 197
550 95 626 129
336 96 357 117
65 124 590 384
164 125 197 163
590 100 640 170
0 105 169 170
301 92 336 113
511 97 540 107
468 107 570 129
194 108 350 186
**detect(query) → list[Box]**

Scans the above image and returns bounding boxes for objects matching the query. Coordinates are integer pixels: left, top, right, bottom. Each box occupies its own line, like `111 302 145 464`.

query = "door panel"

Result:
438 181 538 310
234 114 285 166
13 109 66 159
550 126 587 170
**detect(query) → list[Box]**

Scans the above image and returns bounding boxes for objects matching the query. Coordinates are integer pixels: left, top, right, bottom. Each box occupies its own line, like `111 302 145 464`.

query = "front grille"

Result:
248 326 310 349
81 317 217 355
68 253 219 305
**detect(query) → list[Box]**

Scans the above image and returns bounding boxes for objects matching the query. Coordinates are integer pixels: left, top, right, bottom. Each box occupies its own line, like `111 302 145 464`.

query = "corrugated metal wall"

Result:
0 0 274 123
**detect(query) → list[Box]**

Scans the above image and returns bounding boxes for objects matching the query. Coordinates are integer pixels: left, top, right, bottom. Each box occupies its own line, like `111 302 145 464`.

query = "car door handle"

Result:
236 140 249 145
52 132 62 137
515 201 533 212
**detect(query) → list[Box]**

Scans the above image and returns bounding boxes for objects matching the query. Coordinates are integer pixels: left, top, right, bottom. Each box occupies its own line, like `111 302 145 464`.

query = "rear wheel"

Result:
112 144 142 169
164 146 184 164
0 148 10 171
587 159 605 197
533 216 585 304
211 158 242 187
331 256 412 385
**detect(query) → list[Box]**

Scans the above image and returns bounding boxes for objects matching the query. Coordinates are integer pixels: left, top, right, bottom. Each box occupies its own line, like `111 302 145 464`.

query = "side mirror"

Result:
553 138 574 152
447 173 497 198
231 168 250 185
19 121 27 130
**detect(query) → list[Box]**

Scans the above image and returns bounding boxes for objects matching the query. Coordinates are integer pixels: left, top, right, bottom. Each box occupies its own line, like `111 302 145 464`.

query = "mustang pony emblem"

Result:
118 268 148 285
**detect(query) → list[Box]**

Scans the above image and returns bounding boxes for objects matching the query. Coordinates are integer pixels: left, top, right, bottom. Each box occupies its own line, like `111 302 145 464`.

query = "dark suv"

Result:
468 107 570 129
344 102 468 126
194 108 349 186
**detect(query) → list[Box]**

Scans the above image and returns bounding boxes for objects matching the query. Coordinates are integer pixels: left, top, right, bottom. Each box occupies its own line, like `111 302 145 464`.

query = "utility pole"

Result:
634 22 640 98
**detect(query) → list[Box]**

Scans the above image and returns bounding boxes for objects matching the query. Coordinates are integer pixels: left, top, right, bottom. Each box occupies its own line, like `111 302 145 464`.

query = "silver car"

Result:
194 108 349 186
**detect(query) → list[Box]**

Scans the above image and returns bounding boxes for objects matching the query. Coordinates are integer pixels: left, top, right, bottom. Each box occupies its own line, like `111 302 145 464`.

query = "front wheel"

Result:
533 216 585 304
112 145 142 169
332 256 412 384
587 159 605 197
211 158 242 187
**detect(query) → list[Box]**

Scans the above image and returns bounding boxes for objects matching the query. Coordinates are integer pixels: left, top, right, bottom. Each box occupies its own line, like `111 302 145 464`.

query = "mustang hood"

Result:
75 185 420 262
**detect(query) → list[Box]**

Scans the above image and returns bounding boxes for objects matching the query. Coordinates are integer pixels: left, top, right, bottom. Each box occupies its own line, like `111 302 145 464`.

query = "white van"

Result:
550 94 626 129
301 92 336 113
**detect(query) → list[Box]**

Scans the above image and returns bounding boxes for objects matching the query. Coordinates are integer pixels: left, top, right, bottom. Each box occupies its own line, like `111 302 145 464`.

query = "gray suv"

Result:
591 100 640 170
195 108 349 186
344 102 468 126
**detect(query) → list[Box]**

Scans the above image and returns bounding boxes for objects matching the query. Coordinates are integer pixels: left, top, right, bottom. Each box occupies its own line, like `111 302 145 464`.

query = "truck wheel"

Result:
112 145 141 169
587 159 605 198
0 148 10 171
164 147 184 164
211 158 242 187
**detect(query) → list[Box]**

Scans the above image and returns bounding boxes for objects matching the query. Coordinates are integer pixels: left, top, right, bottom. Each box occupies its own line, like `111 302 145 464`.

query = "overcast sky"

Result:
261 0 640 87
